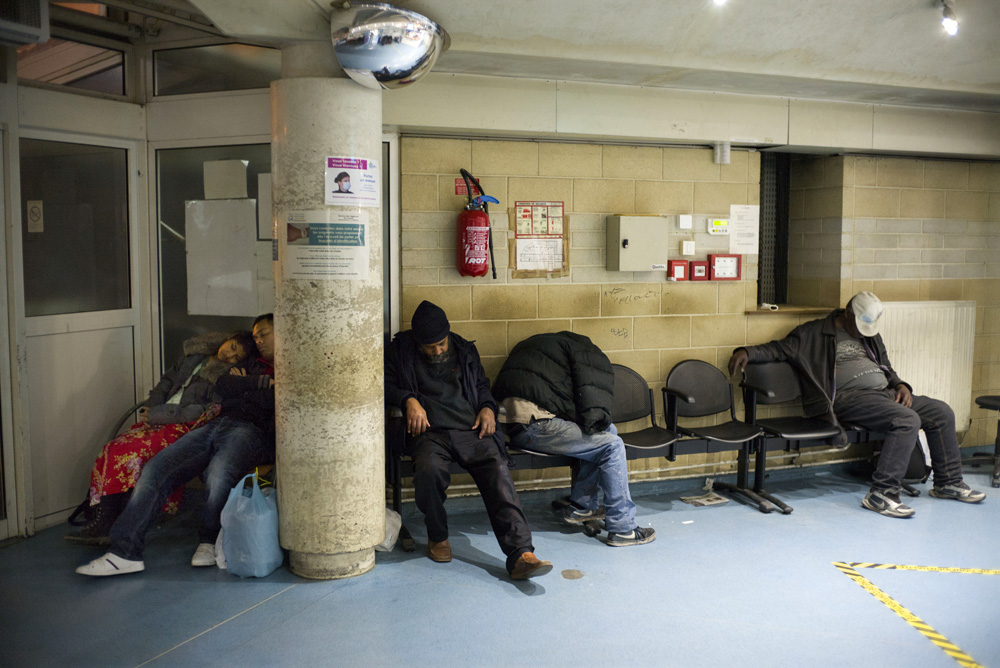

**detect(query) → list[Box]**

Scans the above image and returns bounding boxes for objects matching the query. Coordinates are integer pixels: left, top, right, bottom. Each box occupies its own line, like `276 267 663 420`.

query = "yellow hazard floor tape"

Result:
833 561 999 668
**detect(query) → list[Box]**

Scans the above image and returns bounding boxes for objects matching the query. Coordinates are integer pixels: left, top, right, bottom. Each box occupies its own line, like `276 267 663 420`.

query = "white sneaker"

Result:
191 542 216 567
76 552 145 577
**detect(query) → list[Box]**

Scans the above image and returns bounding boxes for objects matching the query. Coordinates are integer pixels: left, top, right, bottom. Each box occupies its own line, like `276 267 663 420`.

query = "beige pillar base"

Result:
290 547 376 580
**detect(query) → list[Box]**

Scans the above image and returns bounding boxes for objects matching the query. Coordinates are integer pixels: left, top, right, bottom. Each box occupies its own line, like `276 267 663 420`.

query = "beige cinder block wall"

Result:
841 156 1000 447
399 137 773 488
781 154 1000 449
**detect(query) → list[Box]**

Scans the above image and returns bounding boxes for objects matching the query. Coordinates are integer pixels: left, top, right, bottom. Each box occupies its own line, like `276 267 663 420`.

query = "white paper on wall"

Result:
257 173 273 240
185 199 258 316
203 160 248 200
729 204 760 255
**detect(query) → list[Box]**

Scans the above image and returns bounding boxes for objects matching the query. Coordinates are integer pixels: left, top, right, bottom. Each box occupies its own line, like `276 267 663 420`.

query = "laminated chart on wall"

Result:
282 209 369 281
185 199 259 317
510 200 569 278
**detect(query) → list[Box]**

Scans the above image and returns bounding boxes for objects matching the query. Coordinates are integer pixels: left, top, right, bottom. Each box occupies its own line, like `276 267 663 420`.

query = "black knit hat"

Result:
412 300 450 344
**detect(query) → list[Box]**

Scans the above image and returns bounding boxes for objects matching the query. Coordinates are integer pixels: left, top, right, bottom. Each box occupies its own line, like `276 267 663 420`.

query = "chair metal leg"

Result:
962 416 1000 489
992 420 1000 488
752 438 793 514
390 450 416 552
714 442 779 514
713 479 778 514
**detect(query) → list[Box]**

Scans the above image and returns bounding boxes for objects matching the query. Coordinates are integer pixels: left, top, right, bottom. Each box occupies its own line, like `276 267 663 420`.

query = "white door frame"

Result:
0 125 20 540
383 132 400 337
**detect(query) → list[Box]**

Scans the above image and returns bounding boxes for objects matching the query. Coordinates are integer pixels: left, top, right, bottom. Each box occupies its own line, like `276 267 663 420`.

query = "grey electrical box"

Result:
606 215 670 271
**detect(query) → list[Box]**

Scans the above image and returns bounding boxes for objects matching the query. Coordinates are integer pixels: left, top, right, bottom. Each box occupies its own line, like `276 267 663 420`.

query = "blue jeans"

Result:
510 420 637 533
109 417 275 561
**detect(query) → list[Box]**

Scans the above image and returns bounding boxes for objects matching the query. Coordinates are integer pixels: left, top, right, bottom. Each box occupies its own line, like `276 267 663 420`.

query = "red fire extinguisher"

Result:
457 169 498 279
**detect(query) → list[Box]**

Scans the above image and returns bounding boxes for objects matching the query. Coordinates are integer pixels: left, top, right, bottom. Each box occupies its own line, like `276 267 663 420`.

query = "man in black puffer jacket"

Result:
386 301 551 580
493 332 655 547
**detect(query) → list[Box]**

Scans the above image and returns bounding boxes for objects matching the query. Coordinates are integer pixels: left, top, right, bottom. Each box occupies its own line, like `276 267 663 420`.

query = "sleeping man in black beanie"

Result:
385 300 552 580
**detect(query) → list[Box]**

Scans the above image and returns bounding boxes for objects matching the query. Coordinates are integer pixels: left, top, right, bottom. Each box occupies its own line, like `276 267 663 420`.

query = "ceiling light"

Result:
935 0 959 36
713 0 727 5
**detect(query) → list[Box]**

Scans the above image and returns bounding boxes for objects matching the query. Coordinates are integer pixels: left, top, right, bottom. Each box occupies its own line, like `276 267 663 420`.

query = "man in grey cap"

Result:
385 301 552 579
729 291 985 518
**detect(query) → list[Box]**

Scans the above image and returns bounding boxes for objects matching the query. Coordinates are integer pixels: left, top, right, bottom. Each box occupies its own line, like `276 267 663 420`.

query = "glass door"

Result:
19 134 141 529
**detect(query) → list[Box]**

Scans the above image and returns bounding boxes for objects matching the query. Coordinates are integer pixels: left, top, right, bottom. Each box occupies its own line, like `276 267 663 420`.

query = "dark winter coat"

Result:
144 332 232 426
492 331 614 435
385 330 503 451
741 308 910 445
215 357 276 439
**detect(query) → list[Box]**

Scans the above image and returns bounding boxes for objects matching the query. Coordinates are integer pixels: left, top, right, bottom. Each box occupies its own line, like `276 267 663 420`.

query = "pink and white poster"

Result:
324 156 380 208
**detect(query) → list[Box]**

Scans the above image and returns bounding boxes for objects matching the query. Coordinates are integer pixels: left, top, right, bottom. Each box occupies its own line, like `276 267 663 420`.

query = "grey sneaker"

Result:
558 505 606 525
606 526 656 547
929 481 985 503
862 489 915 518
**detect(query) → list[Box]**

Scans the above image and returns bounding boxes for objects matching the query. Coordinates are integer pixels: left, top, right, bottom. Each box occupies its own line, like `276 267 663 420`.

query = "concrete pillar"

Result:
271 41 384 579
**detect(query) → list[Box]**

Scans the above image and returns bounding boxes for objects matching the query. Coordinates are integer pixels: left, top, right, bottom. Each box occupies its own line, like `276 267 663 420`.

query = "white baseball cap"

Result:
848 291 883 337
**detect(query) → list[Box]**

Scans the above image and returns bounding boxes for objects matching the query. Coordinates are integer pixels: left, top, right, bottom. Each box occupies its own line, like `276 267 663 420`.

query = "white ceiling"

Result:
146 0 1000 112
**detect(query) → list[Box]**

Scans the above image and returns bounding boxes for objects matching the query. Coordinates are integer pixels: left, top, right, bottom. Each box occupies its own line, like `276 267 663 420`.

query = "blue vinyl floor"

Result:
2 460 998 668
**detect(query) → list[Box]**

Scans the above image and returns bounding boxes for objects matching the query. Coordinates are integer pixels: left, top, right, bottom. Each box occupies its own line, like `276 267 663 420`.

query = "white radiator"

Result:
879 301 976 428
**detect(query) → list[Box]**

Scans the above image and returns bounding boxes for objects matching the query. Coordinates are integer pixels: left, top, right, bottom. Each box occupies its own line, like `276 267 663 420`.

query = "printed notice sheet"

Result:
283 209 368 280
729 204 760 255
324 156 379 208
513 200 566 273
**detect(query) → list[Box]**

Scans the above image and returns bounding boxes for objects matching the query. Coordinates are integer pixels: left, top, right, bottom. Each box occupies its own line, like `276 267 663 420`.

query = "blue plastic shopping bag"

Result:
220 473 283 578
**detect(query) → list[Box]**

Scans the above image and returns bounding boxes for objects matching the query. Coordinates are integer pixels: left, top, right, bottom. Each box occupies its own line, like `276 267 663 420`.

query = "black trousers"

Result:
409 429 533 572
834 389 963 492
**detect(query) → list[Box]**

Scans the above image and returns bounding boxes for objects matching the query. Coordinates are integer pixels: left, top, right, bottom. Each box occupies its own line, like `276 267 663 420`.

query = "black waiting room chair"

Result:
611 364 679 459
740 362 843 513
662 360 770 513
966 395 1000 488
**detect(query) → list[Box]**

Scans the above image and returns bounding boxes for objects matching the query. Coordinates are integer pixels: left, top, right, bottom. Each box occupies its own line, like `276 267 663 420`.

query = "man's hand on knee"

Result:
894 384 913 408
405 398 431 436
473 407 496 439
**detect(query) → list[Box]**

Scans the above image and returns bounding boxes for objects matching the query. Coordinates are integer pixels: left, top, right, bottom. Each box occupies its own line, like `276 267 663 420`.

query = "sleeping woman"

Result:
65 330 256 545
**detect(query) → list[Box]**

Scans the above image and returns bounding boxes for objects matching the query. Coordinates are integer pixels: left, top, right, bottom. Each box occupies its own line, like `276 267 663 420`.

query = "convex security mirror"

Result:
330 2 450 90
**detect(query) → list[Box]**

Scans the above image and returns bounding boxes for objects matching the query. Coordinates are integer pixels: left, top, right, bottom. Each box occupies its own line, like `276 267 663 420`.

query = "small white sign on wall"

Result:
27 200 44 233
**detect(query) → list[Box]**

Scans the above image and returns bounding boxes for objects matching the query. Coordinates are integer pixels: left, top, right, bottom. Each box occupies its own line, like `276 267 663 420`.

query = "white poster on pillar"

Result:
324 156 379 207
283 209 369 281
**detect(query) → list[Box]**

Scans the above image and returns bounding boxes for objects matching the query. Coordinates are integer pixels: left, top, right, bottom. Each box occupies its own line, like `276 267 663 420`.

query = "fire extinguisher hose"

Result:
459 169 497 280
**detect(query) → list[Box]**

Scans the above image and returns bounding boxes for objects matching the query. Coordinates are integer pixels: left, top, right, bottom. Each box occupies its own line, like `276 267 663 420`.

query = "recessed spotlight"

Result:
935 0 959 36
